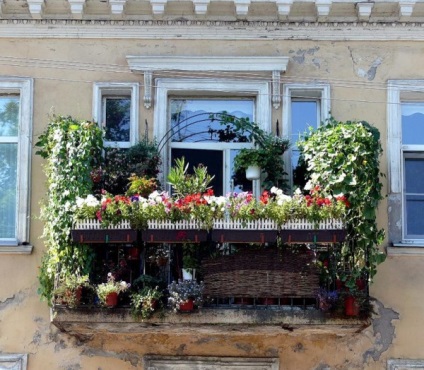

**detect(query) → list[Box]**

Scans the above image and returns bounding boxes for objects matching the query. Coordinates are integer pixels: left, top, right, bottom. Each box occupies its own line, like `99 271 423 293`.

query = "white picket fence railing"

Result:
74 218 343 230
73 219 131 230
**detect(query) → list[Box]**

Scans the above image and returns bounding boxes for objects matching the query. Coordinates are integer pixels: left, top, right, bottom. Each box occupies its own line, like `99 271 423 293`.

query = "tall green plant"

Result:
36 115 103 303
298 117 386 287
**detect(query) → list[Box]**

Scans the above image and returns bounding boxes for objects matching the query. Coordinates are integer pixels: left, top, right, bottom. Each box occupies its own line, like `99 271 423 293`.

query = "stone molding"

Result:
388 359 424 369
143 356 279 370
2 19 424 40
0 354 28 370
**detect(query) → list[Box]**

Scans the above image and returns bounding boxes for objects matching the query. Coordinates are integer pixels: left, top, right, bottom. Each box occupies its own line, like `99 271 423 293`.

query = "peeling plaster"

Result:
235 342 253 353
81 348 142 367
363 299 399 363
314 364 331 370
348 47 383 81
290 47 320 65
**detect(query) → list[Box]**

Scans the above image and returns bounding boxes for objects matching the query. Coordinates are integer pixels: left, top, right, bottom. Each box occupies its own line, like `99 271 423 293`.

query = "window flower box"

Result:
71 220 137 244
142 220 208 244
280 218 347 243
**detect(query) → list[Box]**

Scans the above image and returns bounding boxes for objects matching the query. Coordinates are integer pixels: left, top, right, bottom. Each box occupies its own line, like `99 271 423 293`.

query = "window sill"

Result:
0 245 33 255
387 244 424 256
51 306 369 338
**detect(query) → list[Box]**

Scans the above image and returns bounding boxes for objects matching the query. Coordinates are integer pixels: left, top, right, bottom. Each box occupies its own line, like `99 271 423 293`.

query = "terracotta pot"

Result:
356 278 367 291
105 292 119 308
178 299 194 312
127 247 139 260
344 295 360 316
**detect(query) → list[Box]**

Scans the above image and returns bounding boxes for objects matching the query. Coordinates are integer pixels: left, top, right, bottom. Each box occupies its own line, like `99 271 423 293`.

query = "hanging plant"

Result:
35 115 103 303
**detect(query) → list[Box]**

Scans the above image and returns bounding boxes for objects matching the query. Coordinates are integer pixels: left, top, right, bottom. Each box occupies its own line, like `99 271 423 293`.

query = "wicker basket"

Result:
202 246 319 298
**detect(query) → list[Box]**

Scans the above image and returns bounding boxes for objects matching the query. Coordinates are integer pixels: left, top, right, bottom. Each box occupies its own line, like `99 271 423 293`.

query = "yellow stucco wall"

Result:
0 37 420 369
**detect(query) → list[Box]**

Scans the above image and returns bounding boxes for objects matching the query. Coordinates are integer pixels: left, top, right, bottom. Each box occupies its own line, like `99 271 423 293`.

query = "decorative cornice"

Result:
1 19 424 40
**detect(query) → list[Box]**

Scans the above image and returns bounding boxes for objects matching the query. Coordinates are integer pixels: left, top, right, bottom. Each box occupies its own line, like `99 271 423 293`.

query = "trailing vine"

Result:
298 117 386 289
36 115 103 303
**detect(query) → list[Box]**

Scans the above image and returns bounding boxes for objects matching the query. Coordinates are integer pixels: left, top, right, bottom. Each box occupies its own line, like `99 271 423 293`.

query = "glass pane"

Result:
405 158 424 194
231 149 253 194
0 96 19 137
171 148 224 196
402 103 424 145
0 143 17 238
405 194 424 236
170 99 254 143
105 97 131 142
291 100 318 190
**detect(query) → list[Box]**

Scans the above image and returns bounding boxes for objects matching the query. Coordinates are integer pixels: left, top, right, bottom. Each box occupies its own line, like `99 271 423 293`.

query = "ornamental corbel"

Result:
144 70 153 109
272 70 281 110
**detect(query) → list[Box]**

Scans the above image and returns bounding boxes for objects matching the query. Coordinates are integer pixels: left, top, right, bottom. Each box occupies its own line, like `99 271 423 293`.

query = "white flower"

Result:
304 180 312 191
294 188 302 195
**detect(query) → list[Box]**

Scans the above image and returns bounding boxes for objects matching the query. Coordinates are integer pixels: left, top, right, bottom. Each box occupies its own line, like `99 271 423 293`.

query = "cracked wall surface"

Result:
0 36 420 369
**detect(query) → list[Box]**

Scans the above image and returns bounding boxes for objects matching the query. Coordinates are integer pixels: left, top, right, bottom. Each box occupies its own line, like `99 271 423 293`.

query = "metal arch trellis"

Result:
157 111 253 153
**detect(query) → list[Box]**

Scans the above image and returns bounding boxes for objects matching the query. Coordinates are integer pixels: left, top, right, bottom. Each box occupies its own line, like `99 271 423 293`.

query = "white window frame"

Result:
388 80 424 245
154 79 271 196
282 83 331 191
0 353 28 369
144 355 279 370
0 78 32 252
92 82 139 148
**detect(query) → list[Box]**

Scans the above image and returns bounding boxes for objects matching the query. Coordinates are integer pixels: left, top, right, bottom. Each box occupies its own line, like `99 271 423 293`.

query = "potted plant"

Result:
233 132 290 189
131 286 163 320
316 288 338 312
167 279 205 312
53 274 90 308
96 273 131 308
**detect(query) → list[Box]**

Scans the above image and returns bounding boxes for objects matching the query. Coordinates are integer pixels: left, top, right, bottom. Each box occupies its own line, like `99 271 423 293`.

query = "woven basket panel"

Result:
202 247 319 298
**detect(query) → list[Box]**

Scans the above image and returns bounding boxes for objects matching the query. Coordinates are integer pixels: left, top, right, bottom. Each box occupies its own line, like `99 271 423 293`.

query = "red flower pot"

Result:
105 292 118 308
344 295 360 316
178 299 194 312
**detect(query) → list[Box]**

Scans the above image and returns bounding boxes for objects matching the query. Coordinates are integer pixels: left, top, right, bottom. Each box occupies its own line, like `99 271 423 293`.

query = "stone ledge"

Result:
51 306 369 337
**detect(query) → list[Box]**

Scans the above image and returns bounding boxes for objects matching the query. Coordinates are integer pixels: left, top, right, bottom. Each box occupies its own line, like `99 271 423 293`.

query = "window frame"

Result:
154 79 271 196
282 83 331 191
92 82 139 148
387 80 424 245
0 78 32 251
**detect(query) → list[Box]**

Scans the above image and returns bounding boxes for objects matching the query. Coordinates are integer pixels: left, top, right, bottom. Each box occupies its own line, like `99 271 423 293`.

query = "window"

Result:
154 79 271 196
0 353 28 370
0 78 32 249
388 80 424 245
143 356 279 369
282 84 330 192
93 82 139 148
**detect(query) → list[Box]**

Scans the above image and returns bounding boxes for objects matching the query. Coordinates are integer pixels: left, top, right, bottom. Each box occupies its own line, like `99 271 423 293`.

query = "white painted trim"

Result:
387 80 424 243
388 358 424 369
127 56 289 73
0 245 33 254
153 78 270 194
0 353 28 370
0 78 33 246
143 356 279 370
281 83 331 191
3 21 424 41
92 82 139 148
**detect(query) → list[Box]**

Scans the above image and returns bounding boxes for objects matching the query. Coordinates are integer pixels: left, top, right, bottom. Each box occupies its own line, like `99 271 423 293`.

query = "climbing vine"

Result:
36 115 103 303
298 117 386 289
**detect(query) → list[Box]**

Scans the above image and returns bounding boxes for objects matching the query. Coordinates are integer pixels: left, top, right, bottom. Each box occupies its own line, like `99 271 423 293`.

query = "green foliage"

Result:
219 115 290 190
96 138 161 195
167 157 214 197
131 286 163 320
298 116 386 287
35 115 103 304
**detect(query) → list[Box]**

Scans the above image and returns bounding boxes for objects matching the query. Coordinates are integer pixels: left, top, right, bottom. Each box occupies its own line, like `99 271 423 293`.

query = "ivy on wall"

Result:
36 115 103 303
298 117 386 289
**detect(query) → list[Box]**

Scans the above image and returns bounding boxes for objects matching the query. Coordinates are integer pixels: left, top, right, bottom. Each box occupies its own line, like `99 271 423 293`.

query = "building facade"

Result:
1 1 424 369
